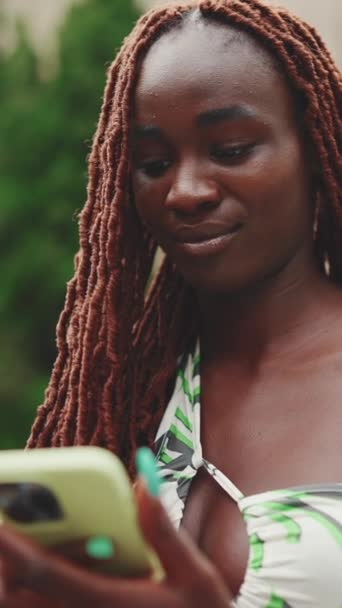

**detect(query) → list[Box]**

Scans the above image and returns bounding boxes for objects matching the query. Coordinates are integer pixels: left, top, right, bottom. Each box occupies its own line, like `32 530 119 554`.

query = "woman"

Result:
0 0 341 606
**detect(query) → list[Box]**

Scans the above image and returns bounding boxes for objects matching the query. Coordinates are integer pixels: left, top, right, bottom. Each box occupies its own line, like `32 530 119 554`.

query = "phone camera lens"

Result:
4 484 63 523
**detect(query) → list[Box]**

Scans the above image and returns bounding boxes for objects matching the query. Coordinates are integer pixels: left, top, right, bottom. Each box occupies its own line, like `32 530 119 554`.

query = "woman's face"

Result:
130 19 314 293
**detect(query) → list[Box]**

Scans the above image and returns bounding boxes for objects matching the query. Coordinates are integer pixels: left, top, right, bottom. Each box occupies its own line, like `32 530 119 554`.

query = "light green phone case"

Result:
0 446 162 578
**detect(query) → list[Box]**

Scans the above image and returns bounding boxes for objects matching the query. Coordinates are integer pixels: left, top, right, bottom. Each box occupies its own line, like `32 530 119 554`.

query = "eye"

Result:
139 159 171 178
211 143 255 165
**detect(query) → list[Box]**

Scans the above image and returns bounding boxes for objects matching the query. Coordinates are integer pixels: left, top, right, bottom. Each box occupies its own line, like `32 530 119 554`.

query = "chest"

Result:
181 469 249 596
181 360 342 596
200 357 342 489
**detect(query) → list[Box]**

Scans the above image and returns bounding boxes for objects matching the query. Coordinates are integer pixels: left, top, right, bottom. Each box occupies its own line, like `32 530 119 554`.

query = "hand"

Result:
0 480 233 607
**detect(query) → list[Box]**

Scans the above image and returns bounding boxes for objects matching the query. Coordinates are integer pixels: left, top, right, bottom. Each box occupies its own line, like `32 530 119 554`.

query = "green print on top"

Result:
265 593 292 608
268 512 302 543
249 534 264 571
261 498 342 549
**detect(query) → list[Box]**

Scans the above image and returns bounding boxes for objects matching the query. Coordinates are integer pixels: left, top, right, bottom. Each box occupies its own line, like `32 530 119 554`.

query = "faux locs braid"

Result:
27 4 199 476
27 0 341 477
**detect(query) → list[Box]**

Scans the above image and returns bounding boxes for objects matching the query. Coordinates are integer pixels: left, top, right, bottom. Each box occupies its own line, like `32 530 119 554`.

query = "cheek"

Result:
236 139 306 199
131 176 166 232
231 138 311 230
221 140 313 283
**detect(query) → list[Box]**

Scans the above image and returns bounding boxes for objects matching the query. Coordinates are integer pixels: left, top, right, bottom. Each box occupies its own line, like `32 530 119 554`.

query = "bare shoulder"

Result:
294 281 342 368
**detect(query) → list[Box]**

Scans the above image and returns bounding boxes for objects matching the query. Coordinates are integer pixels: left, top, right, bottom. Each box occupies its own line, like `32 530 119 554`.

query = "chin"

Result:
177 266 253 296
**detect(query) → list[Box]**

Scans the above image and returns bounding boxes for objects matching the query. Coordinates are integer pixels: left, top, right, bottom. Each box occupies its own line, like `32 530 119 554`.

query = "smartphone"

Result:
0 446 162 579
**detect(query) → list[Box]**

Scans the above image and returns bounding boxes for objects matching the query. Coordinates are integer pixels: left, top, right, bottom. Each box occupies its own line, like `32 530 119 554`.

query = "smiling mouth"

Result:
175 223 243 256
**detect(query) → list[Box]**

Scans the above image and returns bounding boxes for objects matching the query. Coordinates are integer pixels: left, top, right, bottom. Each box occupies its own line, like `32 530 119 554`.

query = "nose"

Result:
165 159 221 217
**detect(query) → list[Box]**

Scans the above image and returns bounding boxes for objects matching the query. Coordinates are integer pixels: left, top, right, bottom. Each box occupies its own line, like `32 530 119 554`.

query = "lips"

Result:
173 221 243 244
170 221 244 257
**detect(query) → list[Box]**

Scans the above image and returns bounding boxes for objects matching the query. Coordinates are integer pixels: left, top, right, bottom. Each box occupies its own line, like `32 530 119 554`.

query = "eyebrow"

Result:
131 105 257 140
131 124 162 139
196 105 257 127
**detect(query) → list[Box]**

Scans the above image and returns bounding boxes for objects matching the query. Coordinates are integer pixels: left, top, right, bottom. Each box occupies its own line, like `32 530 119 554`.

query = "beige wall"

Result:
1 0 81 52
136 0 342 65
270 0 341 64
1 0 341 65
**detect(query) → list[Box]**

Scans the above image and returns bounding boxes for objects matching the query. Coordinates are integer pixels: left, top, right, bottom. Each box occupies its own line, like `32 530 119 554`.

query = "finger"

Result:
0 526 175 608
0 589 63 608
136 480 233 607
0 558 7 598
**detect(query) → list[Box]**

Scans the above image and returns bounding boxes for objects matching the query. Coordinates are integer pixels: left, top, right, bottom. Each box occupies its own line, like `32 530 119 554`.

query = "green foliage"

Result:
0 0 139 448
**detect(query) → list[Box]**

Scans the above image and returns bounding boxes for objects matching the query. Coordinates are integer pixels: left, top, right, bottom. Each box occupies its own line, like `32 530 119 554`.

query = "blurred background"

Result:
0 0 341 449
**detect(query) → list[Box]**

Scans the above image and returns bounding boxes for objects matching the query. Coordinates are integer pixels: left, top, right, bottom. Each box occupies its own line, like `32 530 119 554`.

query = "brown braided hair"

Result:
27 0 342 477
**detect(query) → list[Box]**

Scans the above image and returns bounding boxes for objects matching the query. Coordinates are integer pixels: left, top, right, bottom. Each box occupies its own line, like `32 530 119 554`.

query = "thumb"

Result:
135 479 232 606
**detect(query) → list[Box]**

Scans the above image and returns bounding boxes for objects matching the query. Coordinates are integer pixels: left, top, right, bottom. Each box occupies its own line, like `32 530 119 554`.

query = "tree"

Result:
0 0 139 447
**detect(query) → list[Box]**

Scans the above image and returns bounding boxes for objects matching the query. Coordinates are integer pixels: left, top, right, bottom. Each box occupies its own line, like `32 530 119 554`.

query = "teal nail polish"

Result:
136 447 160 497
85 536 114 560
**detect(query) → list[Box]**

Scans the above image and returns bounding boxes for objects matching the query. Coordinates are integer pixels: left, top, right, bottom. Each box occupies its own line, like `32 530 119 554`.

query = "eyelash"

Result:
210 143 255 164
138 143 255 178
139 160 171 178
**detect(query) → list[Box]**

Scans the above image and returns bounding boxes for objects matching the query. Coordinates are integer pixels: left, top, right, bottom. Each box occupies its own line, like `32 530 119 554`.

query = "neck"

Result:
197 255 331 368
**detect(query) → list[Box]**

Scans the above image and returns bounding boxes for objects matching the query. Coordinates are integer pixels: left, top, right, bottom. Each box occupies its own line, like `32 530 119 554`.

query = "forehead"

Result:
133 20 295 125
